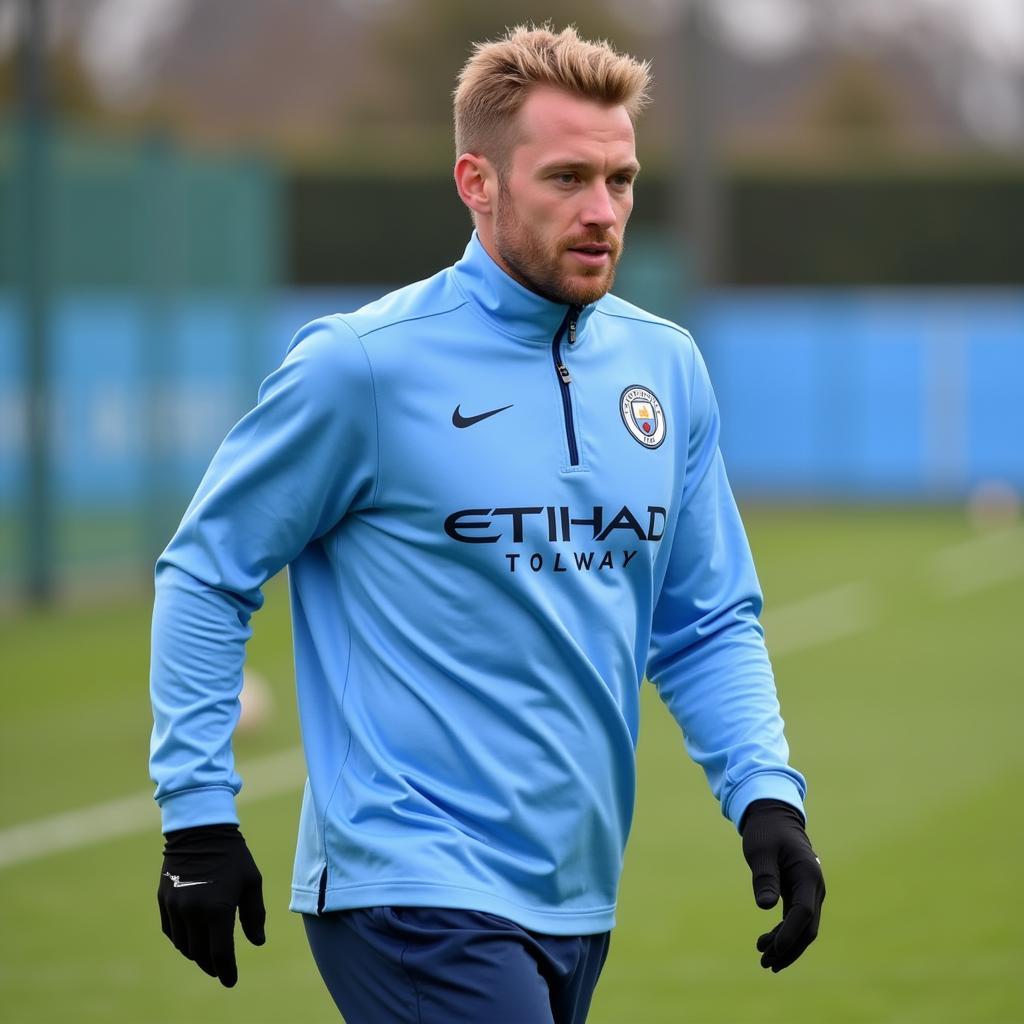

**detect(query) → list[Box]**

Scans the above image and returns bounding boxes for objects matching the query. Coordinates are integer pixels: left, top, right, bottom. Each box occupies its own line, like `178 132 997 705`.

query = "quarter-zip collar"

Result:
451 231 598 346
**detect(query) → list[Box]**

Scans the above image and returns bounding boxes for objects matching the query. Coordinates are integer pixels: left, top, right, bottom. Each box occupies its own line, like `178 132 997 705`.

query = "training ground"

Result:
1 506 1021 1023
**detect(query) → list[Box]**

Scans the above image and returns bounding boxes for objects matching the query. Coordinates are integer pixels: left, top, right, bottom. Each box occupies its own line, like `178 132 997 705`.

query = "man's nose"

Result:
580 184 617 230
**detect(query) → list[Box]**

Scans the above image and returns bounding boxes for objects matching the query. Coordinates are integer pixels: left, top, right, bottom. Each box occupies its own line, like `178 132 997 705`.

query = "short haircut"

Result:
454 24 652 172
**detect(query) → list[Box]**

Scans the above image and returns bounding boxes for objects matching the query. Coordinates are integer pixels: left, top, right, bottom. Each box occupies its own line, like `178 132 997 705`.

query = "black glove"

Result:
740 799 825 973
158 823 266 987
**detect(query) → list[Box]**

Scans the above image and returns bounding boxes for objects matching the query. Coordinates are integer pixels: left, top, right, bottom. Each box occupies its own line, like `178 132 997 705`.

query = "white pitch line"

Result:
762 582 875 657
0 747 306 871
928 524 1024 597
0 580 879 871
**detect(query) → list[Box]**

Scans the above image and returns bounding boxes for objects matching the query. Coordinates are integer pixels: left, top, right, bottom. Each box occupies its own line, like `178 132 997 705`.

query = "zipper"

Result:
552 305 582 466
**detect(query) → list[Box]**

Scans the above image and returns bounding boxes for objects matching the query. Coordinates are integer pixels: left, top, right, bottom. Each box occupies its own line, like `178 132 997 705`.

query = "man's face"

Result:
491 87 639 306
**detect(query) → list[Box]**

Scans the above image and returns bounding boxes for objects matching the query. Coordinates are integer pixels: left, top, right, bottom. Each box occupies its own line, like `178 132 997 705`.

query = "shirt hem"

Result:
289 880 616 936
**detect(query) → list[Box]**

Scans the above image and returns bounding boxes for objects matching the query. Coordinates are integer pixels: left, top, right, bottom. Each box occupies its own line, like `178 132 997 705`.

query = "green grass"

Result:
1 506 1021 1023
0 510 166 594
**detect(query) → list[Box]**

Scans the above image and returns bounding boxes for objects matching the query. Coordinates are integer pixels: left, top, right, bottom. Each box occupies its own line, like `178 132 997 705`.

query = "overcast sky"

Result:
2 0 1022 144
3 0 1021 72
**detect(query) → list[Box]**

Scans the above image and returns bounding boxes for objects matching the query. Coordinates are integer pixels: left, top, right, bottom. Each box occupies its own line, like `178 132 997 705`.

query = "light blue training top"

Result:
150 232 805 934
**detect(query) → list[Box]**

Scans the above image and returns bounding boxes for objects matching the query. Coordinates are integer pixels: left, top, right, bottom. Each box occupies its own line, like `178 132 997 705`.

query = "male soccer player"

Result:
151 24 825 1023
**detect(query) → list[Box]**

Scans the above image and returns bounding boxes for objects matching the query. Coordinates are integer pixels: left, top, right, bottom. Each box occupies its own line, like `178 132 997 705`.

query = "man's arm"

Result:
150 316 378 984
646 336 824 970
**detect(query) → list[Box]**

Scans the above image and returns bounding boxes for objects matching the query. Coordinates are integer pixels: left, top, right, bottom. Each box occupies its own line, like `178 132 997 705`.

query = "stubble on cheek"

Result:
494 194 559 300
494 190 621 306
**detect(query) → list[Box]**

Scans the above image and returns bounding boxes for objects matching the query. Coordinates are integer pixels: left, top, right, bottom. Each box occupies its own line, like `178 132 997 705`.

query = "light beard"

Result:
494 192 621 307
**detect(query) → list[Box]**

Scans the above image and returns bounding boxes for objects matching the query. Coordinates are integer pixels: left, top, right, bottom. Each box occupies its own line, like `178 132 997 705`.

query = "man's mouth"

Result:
567 243 613 267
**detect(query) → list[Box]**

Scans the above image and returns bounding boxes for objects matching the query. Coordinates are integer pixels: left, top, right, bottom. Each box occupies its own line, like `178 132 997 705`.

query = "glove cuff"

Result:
163 822 242 854
740 798 806 834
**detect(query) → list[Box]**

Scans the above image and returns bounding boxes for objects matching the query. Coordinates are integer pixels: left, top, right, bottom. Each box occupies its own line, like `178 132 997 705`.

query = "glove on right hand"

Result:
740 799 825 973
158 823 266 987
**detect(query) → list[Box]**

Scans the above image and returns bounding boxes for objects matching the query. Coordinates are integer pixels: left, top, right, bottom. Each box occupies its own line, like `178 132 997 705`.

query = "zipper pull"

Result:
557 362 572 385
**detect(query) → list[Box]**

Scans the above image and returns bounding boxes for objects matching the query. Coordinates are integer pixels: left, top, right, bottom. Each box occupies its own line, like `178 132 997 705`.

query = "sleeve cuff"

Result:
725 773 805 833
157 786 240 833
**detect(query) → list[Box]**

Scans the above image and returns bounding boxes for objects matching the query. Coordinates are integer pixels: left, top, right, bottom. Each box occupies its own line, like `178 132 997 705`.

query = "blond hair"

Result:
454 24 652 170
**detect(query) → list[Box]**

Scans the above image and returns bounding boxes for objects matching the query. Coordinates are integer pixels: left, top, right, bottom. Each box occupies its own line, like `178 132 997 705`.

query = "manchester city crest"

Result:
620 386 666 449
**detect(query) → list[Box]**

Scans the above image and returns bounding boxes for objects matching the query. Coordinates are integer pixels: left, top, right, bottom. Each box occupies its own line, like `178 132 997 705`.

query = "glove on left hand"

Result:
741 799 825 973
158 823 265 987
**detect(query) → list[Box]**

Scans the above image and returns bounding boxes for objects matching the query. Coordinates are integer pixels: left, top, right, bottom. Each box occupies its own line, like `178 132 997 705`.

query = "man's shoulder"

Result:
593 293 695 347
331 267 466 341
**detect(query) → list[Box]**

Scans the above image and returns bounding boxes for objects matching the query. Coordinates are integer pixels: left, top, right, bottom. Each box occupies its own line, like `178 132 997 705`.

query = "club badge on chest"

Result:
620 386 666 449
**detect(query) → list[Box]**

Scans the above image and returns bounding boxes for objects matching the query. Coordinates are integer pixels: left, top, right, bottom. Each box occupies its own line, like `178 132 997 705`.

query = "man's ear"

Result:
454 153 497 218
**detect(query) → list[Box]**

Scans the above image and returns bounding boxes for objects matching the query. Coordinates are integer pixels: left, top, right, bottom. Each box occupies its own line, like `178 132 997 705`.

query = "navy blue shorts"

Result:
304 907 611 1023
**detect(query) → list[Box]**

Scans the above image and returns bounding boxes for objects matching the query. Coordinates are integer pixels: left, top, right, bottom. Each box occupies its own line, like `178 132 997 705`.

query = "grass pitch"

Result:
0 507 1021 1023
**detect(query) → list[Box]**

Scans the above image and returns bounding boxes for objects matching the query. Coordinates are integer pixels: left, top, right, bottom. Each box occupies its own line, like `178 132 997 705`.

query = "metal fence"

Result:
2 122 1022 603
0 120 281 601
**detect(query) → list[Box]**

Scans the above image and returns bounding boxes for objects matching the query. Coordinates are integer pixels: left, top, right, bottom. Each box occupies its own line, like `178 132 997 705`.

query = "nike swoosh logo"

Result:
163 871 212 889
452 404 514 428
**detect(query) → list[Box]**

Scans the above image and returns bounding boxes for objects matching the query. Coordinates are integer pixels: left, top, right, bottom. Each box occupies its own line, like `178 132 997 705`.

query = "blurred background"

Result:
2 0 1023 600
1 1 1021 1022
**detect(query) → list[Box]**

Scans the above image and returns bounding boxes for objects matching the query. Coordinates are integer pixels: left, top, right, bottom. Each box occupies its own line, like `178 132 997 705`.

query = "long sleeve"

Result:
149 316 378 832
646 339 805 830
